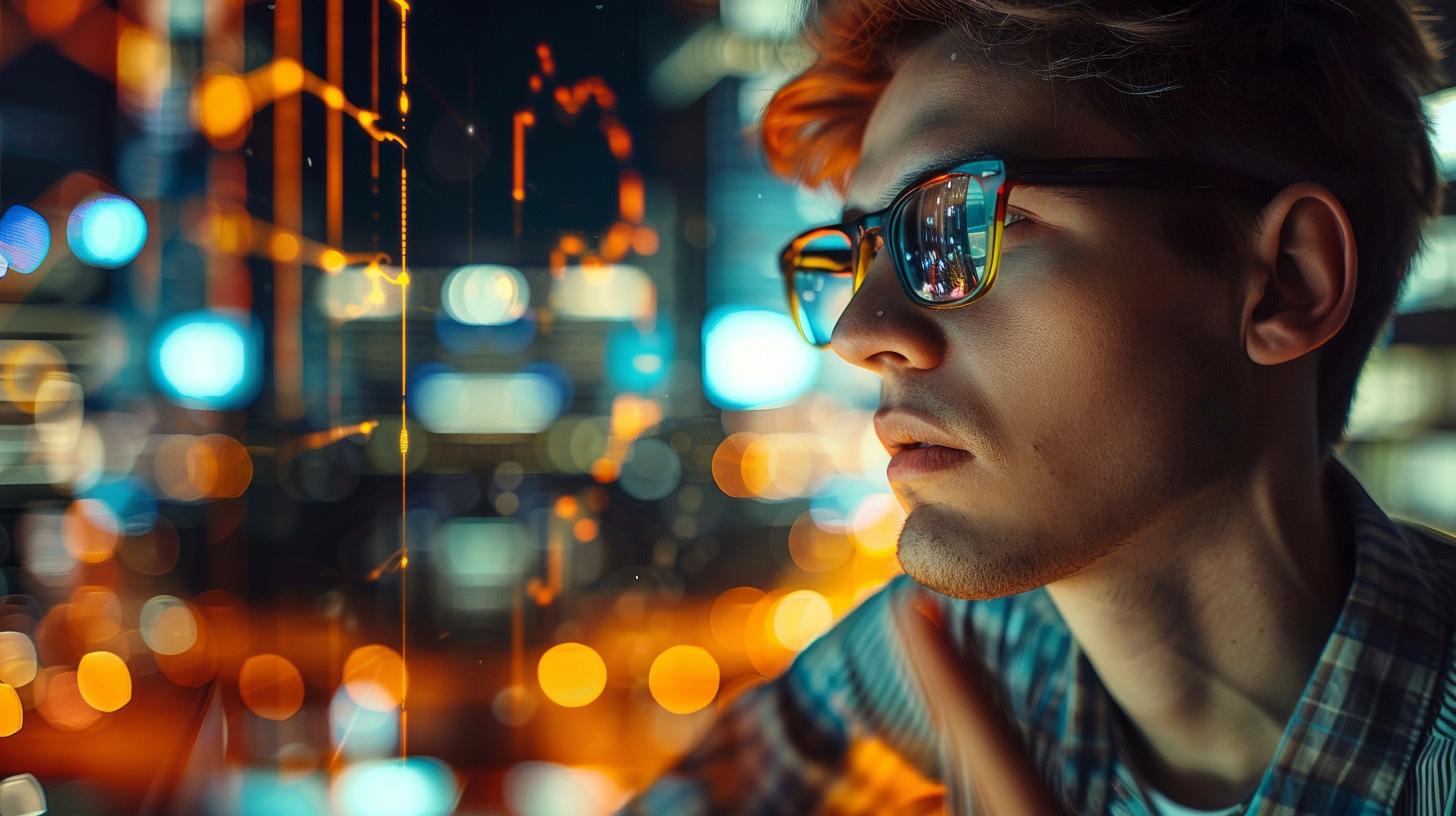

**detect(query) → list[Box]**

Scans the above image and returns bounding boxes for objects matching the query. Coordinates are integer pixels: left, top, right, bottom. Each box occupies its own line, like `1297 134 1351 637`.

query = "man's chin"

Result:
894 504 1092 601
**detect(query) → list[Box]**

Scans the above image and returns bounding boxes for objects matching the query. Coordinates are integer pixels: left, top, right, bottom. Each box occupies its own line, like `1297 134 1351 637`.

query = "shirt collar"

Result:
1053 459 1448 815
1247 459 1447 813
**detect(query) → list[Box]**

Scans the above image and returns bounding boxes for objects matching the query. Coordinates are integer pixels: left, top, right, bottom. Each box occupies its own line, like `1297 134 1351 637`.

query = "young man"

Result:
630 2 1456 814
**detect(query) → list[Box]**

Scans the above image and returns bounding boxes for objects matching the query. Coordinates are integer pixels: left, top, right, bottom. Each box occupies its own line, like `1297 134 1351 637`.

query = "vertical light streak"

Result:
512 111 535 237
205 0 249 313
327 0 344 426
394 0 412 764
274 0 303 419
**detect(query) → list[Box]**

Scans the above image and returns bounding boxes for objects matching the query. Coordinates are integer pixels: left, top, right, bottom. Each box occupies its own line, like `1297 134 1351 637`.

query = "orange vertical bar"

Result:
512 111 534 236
371 0 380 187
206 0 248 311
326 0 344 426
327 0 343 247
396 0 410 763
274 0 303 419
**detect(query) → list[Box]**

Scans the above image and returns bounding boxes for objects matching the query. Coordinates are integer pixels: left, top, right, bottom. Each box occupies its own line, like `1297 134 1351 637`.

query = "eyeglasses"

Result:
778 156 1279 346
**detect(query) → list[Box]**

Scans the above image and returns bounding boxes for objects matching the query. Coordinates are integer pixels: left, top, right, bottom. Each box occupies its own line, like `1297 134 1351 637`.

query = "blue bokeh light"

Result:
0 205 51 274
606 323 672 393
67 193 148 268
151 311 261 409
334 757 456 816
702 307 819 410
236 770 328 816
82 478 158 536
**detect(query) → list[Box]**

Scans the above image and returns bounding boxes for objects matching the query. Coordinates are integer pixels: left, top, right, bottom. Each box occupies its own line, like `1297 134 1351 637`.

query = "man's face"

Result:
836 32 1252 599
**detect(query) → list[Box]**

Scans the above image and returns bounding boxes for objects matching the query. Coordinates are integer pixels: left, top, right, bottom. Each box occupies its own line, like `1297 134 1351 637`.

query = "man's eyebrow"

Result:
840 144 1021 223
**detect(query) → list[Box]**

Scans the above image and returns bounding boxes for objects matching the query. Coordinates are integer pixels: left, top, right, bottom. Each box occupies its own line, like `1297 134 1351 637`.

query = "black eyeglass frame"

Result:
778 155 1282 346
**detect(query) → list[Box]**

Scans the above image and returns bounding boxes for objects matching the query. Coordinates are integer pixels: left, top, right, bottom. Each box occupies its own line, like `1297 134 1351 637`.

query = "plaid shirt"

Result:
626 461 1456 815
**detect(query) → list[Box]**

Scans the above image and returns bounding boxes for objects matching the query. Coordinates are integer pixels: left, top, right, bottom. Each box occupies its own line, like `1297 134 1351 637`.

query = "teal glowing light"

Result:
0 205 51 274
152 311 260 409
329 685 398 760
67 193 148 268
334 758 456 816
236 770 327 816
702 307 819 409
606 323 672 393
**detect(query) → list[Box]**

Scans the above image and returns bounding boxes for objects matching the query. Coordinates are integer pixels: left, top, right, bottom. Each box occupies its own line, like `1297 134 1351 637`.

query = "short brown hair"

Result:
762 0 1446 454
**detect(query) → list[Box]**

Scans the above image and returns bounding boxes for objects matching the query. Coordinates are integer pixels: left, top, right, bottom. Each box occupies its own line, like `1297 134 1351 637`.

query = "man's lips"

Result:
873 407 974 481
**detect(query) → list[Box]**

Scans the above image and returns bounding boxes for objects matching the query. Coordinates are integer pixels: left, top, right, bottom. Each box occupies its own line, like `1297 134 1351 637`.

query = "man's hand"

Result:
893 589 1068 816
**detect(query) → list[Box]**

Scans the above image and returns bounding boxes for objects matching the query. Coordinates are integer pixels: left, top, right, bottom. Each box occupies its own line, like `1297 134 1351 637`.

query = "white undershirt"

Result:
1146 785 1244 816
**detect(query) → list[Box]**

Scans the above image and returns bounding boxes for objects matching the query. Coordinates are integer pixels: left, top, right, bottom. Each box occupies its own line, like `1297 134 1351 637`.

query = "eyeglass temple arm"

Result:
1011 158 1280 197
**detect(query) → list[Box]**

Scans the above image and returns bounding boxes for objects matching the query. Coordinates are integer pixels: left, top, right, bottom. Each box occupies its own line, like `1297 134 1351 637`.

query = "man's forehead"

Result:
844 33 1134 215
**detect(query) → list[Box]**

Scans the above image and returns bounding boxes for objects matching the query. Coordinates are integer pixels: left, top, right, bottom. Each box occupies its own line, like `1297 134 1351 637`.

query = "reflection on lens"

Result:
788 228 854 344
894 175 991 302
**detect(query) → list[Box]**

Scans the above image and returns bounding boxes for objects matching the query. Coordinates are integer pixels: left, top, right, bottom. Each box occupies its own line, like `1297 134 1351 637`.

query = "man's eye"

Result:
1003 210 1029 228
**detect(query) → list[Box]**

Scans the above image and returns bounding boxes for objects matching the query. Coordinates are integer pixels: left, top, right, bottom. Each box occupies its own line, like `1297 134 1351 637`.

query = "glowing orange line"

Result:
396 0 411 765
327 0 343 248
275 0 303 421
512 111 534 203
287 420 379 455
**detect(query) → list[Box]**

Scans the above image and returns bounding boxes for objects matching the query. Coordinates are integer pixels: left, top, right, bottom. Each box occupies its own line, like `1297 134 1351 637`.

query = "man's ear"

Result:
1243 183 1357 367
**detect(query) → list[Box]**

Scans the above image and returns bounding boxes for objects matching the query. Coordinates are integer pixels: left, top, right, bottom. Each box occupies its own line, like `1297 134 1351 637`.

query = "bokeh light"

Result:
68 586 122 646
605 323 672 392
35 669 101 731
239 654 305 721
850 492 905 559
76 651 132 713
0 205 51 274
787 511 854 572
140 595 198 656
537 642 607 708
709 586 765 653
503 762 623 816
0 632 37 688
648 645 720 715
153 609 217 688
153 433 254 501
67 193 148 268
342 644 407 712
152 310 261 409
0 682 21 737
414 371 563 434
442 264 530 325
62 499 121 564
770 589 833 651
333 758 457 816
1 340 66 415
194 72 253 145
330 684 399 760
550 264 654 320
618 438 682 501
702 308 820 410
491 685 538 727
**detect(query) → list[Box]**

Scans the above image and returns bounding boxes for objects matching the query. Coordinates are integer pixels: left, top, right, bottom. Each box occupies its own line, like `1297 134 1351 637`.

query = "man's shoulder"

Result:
1391 518 1456 605
1390 520 1456 745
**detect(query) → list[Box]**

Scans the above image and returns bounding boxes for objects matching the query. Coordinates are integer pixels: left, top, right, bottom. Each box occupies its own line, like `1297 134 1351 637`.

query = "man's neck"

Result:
1042 456 1355 810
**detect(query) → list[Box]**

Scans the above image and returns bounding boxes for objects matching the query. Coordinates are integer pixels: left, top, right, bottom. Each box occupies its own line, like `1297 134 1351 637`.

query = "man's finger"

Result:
894 589 1066 816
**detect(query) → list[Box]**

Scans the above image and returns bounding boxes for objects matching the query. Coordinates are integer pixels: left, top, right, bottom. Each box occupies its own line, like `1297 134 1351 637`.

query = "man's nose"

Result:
829 251 945 373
